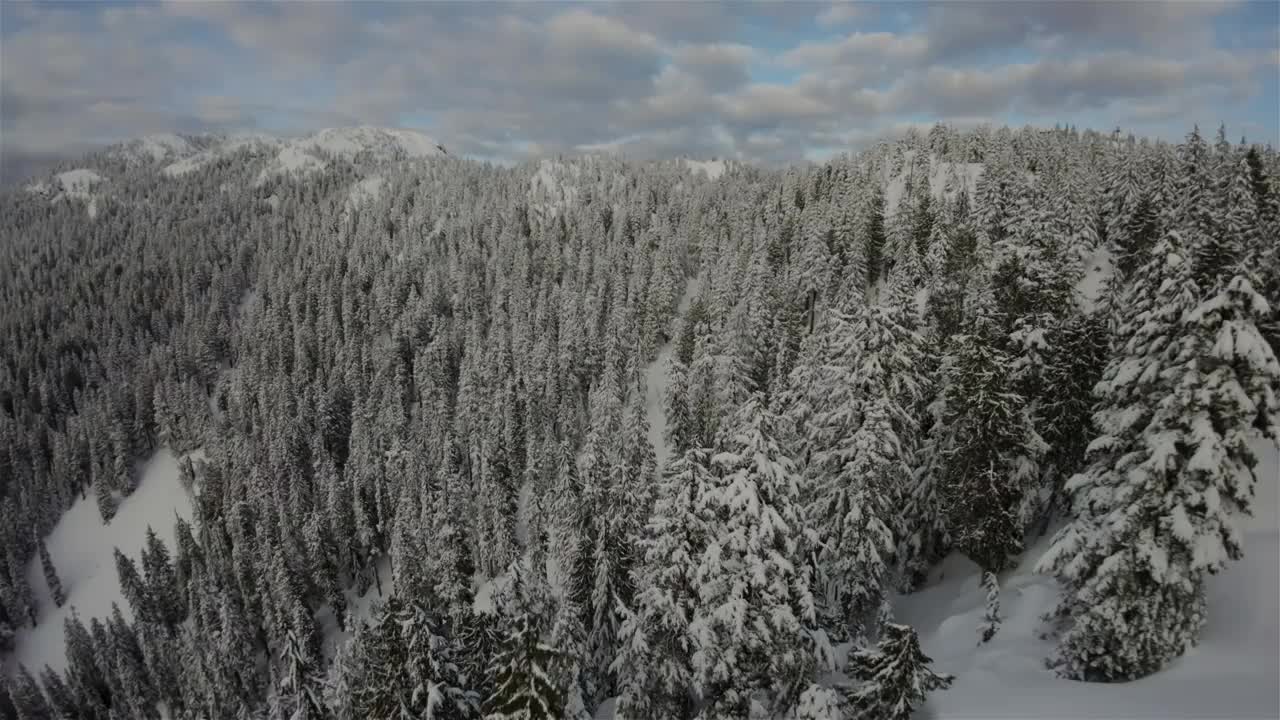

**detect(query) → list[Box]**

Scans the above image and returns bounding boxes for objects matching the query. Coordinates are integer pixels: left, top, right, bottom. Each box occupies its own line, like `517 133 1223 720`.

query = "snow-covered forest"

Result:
0 122 1277 719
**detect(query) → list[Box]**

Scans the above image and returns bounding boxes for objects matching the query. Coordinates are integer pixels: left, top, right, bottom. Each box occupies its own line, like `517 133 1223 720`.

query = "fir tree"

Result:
788 684 846 720
845 623 953 720
690 395 817 717
934 295 1045 572
1039 233 1280 680
276 603 327 720
345 595 479 719
8 665 52 720
483 566 564 720
978 571 1000 644
614 449 714 719
36 535 65 608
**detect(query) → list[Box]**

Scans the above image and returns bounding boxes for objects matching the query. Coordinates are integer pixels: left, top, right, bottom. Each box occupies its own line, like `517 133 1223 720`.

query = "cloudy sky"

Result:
2 0 1277 173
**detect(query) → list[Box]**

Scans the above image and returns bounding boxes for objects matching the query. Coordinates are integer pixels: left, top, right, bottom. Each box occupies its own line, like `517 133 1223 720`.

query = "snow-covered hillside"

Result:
162 132 280 177
25 168 107 218
255 126 445 184
895 437 1280 719
110 133 193 164
3 448 198 677
26 168 104 199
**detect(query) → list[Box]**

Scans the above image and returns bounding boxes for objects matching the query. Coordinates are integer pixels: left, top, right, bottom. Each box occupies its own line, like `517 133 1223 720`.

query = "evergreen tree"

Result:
8 665 52 720
276 602 327 720
1039 233 1280 680
141 527 184 627
484 565 564 720
934 299 1045 572
844 623 953 720
38 666 79 719
36 535 65 608
690 396 817 717
614 449 714 719
978 571 1000 644
788 684 846 720
7 551 37 627
345 596 479 719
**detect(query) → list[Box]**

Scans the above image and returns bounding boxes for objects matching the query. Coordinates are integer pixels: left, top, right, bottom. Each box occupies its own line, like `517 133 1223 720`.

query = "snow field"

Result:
4 447 199 676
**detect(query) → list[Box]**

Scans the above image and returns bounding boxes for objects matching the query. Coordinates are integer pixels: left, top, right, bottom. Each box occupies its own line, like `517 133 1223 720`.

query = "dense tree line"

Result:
1 122 1276 718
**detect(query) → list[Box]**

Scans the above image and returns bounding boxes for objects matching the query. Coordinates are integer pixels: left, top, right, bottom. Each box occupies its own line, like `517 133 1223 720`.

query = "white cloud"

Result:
816 3 868 28
0 0 1273 170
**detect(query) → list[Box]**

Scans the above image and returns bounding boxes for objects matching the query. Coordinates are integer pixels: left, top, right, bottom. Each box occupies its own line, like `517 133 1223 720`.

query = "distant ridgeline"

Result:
0 123 1277 719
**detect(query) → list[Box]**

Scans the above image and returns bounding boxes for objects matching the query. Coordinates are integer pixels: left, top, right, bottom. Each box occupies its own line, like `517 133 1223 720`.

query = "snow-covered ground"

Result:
3 447 198 676
896 436 1280 719
317 556 393 661
1077 243 1115 312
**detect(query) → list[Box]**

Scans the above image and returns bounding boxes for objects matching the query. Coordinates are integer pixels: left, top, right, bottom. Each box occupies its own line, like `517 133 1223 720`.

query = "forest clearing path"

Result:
643 273 703 470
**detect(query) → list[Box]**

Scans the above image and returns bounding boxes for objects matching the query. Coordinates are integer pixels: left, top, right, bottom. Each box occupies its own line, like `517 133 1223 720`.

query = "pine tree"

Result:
8 665 52 720
808 397 898 639
141 527 184 627
662 355 694 457
845 622 953 720
614 449 713 719
690 395 817 717
35 535 65 608
934 298 1045 573
788 684 846 720
346 595 479 719
1038 232 1280 680
38 666 79 719
484 566 564 720
6 550 37 627
978 571 1000 644
276 602 327 720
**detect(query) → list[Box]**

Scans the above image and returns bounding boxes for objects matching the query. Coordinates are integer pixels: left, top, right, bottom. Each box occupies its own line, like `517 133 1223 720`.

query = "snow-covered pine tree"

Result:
5 550 37 627
275 602 326 720
114 547 153 625
106 604 159 720
978 571 1000 644
36 534 65 608
614 448 714 719
484 564 565 720
807 394 899 640
1038 230 1280 680
141 526 184 628
690 395 817 717
934 288 1045 573
38 666 79 719
662 354 695 457
345 595 479 719
548 597 591 720
788 684 845 720
864 184 888 288
8 664 53 720
844 622 953 720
